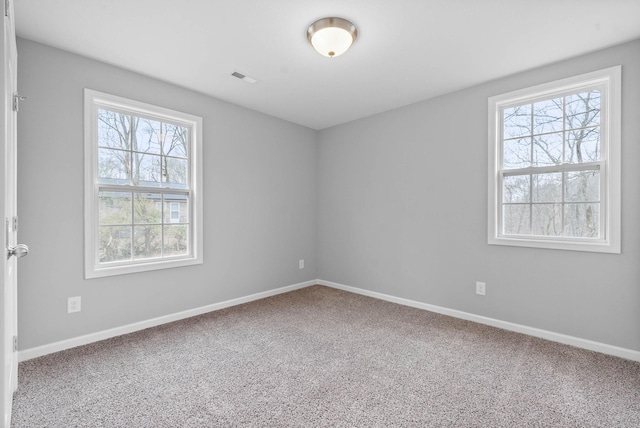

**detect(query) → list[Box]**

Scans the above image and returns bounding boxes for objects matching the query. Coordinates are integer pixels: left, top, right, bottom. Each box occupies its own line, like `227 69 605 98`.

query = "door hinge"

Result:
4 0 9 18
13 93 26 112
13 336 18 352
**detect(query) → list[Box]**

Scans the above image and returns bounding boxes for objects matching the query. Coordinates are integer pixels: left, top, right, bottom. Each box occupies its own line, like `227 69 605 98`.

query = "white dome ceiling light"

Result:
307 17 358 58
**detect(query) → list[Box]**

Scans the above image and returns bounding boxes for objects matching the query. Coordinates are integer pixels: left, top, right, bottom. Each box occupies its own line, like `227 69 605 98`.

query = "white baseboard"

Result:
318 279 640 363
20 278 640 363
18 280 316 362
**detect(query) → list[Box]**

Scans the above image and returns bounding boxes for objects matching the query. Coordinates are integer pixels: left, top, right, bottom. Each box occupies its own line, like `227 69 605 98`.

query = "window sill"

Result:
488 235 620 254
85 256 203 279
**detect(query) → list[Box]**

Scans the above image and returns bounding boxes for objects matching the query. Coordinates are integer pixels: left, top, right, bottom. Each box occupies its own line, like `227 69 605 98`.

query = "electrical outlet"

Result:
476 282 486 296
68 296 81 313
299 259 304 269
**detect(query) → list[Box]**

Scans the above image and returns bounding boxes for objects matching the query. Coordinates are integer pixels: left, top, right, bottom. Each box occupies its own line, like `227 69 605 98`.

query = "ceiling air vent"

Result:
231 71 257 84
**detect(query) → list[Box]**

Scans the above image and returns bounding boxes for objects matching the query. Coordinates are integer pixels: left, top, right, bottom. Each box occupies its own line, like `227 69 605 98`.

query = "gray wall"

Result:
16 39 318 350
317 39 640 352
16 37 640 354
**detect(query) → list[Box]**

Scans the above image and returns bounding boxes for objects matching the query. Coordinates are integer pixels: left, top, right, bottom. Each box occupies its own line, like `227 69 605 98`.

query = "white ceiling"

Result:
14 0 640 130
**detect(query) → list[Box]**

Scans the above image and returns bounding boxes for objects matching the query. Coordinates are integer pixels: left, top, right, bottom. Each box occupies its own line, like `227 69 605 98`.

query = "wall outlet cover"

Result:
68 296 82 313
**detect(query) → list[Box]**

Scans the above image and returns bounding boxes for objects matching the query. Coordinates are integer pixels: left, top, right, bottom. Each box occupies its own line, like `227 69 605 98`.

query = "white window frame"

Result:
84 89 203 278
488 66 621 253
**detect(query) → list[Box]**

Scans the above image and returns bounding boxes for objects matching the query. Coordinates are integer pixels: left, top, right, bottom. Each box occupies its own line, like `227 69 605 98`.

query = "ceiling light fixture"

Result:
307 17 358 58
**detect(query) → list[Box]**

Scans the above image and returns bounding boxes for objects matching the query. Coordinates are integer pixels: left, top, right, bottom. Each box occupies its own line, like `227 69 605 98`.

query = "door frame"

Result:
1 0 18 426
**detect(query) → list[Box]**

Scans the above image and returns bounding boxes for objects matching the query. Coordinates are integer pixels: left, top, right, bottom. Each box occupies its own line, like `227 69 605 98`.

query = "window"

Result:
169 202 181 223
84 89 203 278
488 66 621 253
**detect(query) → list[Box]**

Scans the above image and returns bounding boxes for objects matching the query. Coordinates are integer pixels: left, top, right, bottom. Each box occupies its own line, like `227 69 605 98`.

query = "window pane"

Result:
164 225 189 257
99 191 132 225
503 204 530 235
133 153 162 186
503 104 531 139
99 226 131 262
134 118 162 155
98 110 131 150
134 193 162 224
565 170 599 202
162 124 188 158
532 173 562 203
503 137 530 169
503 175 530 203
133 225 162 259
564 203 599 238
532 132 562 167
98 148 130 185
163 157 188 188
532 204 562 236
565 90 600 130
533 98 563 134
566 127 600 163
164 194 188 223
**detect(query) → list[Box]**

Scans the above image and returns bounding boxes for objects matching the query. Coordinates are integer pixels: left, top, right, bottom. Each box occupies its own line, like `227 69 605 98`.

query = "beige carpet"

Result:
10 285 640 427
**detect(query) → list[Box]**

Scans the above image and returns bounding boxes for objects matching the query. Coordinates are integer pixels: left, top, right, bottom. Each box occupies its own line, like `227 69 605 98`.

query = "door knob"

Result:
7 244 28 259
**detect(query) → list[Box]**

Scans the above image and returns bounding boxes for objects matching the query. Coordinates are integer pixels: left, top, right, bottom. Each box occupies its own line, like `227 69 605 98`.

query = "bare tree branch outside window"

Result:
97 109 189 262
501 90 601 238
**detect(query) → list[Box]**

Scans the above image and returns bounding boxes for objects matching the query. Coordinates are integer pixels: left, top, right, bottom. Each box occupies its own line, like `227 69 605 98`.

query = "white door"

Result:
1 1 21 427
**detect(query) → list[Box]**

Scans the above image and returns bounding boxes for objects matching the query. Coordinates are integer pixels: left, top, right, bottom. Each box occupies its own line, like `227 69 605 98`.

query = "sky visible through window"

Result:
97 109 190 263
501 89 601 238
